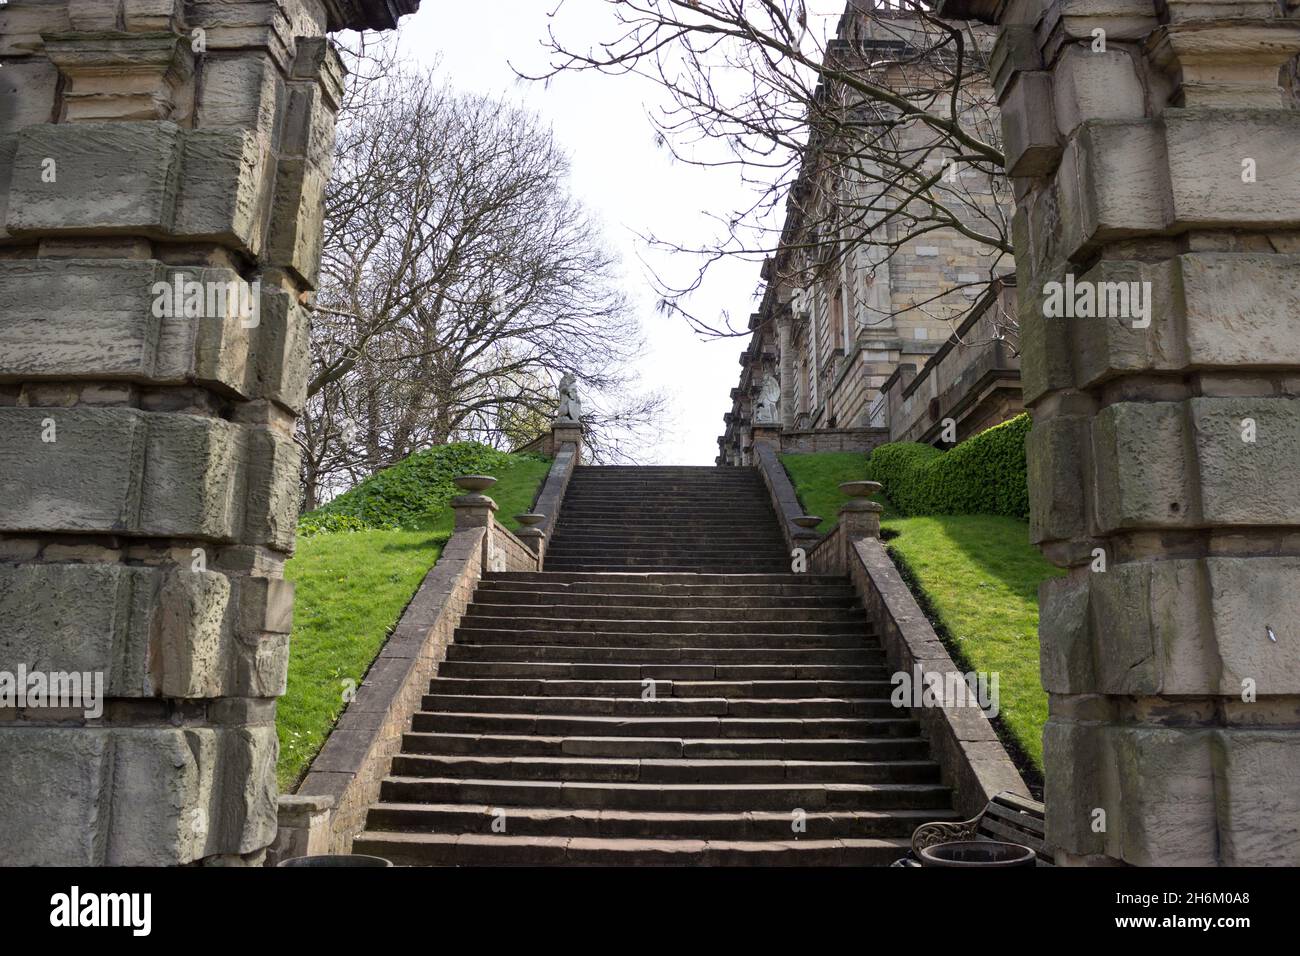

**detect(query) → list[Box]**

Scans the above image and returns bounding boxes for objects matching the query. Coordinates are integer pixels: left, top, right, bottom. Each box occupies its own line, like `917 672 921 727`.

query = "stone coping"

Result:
532 440 579 544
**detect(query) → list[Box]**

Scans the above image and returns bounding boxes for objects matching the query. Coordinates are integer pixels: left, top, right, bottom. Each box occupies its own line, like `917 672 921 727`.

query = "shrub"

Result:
864 413 1030 519
301 442 548 533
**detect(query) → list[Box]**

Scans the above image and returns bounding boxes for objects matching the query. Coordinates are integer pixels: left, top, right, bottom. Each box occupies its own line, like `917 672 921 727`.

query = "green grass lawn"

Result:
780 451 1061 775
277 452 552 791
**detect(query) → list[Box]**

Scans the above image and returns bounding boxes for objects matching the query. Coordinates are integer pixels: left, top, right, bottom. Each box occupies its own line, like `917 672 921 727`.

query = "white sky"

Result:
397 1 844 464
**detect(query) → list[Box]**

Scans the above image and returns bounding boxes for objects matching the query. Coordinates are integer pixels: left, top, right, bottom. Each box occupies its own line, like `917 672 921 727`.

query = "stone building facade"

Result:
718 0 1018 464
0 0 417 865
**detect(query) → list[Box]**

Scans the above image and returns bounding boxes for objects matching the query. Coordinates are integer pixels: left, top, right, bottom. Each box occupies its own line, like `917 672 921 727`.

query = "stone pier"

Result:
941 0 1300 864
0 0 417 865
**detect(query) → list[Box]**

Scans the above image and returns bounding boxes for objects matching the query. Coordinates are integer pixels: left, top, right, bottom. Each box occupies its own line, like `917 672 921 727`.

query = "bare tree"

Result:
300 58 663 507
526 0 1012 339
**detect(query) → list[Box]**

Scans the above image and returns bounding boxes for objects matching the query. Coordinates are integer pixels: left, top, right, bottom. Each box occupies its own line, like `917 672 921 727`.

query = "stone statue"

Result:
754 372 781 424
556 373 582 423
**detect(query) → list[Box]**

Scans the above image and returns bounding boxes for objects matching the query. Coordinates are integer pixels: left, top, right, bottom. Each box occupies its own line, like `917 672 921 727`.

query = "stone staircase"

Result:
352 466 957 864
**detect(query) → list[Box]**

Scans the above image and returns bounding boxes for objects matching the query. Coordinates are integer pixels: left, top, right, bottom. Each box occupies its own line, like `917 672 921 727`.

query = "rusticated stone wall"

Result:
0 0 416 866
942 0 1300 864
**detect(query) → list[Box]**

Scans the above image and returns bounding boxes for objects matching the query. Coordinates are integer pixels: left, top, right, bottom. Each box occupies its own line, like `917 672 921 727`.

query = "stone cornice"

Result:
324 0 420 32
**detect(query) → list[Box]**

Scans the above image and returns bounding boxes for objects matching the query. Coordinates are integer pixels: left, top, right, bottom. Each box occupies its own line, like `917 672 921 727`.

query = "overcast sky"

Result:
397 1 843 464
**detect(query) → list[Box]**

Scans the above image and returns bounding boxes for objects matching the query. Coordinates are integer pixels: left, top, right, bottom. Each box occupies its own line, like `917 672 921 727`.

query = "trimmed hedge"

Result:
864 413 1030 519
299 442 548 536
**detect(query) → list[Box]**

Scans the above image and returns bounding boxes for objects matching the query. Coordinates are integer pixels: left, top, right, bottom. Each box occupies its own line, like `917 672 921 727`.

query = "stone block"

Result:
195 51 285 142
7 123 183 237
1056 119 1172 261
1188 396 1300 526
0 259 165 381
0 406 148 533
0 562 252 698
123 0 185 32
0 2 73 57
1164 109 1300 229
1051 45 1147 138
988 25 1040 100
1091 401 1196 532
1203 557 1300 695
1176 254 1300 368
1027 413 1089 545
0 729 111 865
139 414 244 540
241 427 302 551
1038 573 1093 693
106 727 214 865
266 157 328 285
1213 731 1300 866
1000 72 1061 177
252 286 311 411
174 128 274 256
0 58 61 137
43 32 194 123
281 79 338 169
1042 718 1109 859
1112 726 1218 866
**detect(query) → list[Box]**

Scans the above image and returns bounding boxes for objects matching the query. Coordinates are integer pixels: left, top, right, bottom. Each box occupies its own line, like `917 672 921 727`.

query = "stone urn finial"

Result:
838 480 882 499
454 475 497 493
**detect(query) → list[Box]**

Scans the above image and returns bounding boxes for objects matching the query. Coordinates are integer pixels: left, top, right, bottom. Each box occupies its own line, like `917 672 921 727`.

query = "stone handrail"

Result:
531 439 580 549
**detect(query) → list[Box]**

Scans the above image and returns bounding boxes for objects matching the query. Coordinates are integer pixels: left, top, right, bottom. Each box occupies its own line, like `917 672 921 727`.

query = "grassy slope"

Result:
278 454 552 790
780 451 1061 773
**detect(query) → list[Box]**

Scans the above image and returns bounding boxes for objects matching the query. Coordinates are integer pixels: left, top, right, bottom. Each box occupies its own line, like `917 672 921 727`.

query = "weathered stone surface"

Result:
0 407 148 533
253 287 311 411
7 123 183 237
1188 397 1300 526
175 129 274 255
267 157 328 285
1052 46 1147 137
242 427 302 551
0 729 110 866
1165 109 1300 228
194 51 286 141
1026 413 1088 545
1000 71 1061 176
0 259 165 381
1091 401 1196 532
1214 731 1300 866
140 414 244 540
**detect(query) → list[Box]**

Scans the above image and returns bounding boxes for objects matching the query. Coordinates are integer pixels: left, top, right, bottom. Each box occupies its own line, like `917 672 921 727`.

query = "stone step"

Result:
473 579 853 597
458 614 866 634
546 532 787 546
462 604 864 623
410 712 920 739
389 753 942 785
419 694 901 718
484 572 842 584
352 831 913 866
428 677 891 699
539 563 794 574
437 660 888 680
470 590 857 609
453 628 871 648
444 643 884 665
399 732 928 761
378 777 954 812
364 803 958 840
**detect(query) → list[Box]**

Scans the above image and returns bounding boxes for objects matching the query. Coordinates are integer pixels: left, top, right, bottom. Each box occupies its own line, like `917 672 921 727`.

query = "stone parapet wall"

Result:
808 524 1028 817
777 427 891 455
0 0 416 865
285 525 487 858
